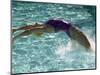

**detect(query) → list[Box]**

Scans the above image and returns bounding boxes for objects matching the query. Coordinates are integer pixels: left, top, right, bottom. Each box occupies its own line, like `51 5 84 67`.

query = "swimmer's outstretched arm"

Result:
12 25 33 32
12 23 45 33
13 24 55 39
13 30 32 39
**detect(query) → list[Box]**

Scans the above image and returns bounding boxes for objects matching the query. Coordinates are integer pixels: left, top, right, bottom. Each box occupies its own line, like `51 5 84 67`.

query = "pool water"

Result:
12 1 96 74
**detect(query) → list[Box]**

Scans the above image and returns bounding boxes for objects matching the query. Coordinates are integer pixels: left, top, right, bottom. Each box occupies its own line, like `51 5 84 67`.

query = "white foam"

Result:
55 35 95 58
55 44 66 57
55 40 73 58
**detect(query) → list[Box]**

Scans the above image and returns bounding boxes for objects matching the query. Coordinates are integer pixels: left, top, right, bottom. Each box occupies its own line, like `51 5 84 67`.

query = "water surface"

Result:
12 1 96 74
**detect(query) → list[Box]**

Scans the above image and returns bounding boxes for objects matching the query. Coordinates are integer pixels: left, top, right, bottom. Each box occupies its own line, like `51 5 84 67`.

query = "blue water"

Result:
12 1 96 74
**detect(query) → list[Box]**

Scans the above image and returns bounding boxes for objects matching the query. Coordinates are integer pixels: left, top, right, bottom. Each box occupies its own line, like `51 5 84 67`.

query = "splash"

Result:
55 40 74 58
55 35 95 58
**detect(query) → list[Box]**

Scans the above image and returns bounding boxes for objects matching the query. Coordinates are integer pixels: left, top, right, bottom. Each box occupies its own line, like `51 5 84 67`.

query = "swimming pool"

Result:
12 1 96 74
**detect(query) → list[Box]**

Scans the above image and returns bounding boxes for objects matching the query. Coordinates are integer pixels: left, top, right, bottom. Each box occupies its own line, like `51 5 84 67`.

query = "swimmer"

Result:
13 19 91 50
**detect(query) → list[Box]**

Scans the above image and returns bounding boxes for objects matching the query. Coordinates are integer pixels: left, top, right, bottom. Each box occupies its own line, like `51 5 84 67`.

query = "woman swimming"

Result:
13 19 91 49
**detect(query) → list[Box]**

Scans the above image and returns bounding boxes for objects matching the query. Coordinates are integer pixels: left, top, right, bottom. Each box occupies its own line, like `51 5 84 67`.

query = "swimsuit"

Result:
45 19 71 32
45 19 72 36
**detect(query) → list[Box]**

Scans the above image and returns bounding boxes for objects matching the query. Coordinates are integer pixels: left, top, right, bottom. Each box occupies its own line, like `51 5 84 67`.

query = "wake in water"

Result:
55 35 95 58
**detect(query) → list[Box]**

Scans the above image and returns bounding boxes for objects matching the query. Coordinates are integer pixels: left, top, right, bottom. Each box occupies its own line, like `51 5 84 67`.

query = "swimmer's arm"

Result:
12 25 34 32
12 23 44 33
13 25 47 39
13 24 55 40
13 30 32 39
